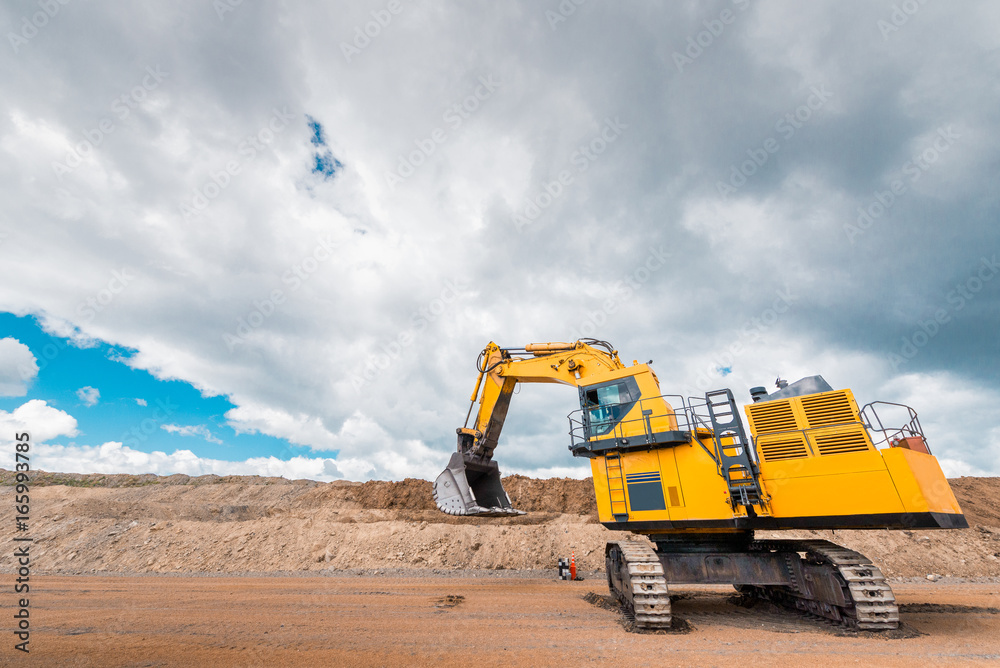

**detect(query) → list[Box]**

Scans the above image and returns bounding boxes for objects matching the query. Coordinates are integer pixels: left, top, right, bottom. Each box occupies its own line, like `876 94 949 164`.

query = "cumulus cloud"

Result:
161 423 223 445
0 400 78 442
135 398 147 406
226 407 447 480
76 386 100 406
873 371 1000 476
0 399 357 480
225 403 340 450
31 440 350 482
0 338 38 396
0 2 997 480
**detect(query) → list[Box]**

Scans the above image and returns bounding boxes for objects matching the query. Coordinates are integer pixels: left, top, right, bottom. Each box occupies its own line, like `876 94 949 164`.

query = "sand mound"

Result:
502 474 597 515
949 477 1000 527
1 470 997 578
352 478 437 510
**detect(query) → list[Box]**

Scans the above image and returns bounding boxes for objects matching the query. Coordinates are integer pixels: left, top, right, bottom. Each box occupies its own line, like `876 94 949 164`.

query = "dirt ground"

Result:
2 471 999 665
8 574 1000 667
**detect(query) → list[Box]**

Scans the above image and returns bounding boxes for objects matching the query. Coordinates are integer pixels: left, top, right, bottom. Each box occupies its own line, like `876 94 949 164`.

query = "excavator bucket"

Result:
433 452 525 517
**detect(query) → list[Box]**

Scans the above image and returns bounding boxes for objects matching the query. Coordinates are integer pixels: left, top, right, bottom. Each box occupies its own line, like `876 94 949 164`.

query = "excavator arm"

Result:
434 340 625 516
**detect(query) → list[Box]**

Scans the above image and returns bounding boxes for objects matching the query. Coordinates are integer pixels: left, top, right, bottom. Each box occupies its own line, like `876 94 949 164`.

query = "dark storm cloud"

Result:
1 0 997 477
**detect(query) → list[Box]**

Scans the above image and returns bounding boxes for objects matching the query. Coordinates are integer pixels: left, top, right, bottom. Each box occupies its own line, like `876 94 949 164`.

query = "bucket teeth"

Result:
433 451 525 516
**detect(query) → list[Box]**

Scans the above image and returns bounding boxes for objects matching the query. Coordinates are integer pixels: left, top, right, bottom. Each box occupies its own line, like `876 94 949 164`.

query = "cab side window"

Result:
585 382 632 436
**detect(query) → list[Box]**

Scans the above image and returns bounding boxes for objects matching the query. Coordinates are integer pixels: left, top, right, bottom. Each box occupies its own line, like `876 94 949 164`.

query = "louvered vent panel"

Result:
800 391 855 428
812 430 871 456
748 402 797 434
758 435 809 462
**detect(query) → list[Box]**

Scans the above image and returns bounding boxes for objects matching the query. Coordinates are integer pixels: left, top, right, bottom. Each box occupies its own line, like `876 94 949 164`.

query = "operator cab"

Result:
569 368 692 457
581 376 640 436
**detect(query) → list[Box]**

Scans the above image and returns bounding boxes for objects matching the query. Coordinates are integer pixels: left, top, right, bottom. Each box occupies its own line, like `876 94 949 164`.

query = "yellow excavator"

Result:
433 340 967 630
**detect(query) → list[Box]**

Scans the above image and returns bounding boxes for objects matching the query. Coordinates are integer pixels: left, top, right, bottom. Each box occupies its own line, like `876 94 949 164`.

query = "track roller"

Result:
605 540 672 629
741 539 899 630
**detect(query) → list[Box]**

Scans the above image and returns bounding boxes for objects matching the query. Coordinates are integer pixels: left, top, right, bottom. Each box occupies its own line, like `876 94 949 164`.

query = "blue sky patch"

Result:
307 114 325 146
313 150 344 180
305 115 344 180
0 313 316 462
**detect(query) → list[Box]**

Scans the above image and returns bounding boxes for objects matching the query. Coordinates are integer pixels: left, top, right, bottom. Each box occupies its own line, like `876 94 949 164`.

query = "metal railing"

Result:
567 394 716 452
860 401 928 451
566 393 931 460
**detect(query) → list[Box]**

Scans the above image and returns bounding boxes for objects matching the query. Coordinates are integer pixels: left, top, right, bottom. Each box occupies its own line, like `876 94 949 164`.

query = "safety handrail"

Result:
860 401 928 450
567 393 716 450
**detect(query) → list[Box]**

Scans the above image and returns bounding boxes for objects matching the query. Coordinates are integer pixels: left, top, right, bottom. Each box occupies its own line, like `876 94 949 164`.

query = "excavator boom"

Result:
433 340 624 516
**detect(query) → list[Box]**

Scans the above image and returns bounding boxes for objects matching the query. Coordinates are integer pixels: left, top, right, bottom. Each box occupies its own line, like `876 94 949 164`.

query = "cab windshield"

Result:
584 381 634 436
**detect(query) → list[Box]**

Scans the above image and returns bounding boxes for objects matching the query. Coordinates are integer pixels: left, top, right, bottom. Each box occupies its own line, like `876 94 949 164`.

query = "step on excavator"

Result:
433 340 967 630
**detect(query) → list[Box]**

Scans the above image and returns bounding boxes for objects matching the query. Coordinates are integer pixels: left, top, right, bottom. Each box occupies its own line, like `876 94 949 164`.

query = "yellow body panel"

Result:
656 448 685 515
883 447 963 515
759 449 888 484
671 438 734 522
618 450 665 524
764 467 905 518
590 385 962 529
591 439 737 525
590 457 611 518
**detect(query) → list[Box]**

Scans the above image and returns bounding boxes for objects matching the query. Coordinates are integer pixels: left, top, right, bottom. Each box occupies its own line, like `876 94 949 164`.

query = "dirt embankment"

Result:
948 477 1000 526
1 470 997 578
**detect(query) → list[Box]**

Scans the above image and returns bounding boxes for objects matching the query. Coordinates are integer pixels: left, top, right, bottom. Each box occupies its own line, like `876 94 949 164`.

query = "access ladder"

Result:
705 389 764 510
604 453 629 522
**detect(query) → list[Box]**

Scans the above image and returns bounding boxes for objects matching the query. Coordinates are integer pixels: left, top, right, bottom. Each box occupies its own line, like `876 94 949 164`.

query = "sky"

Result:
0 0 998 482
